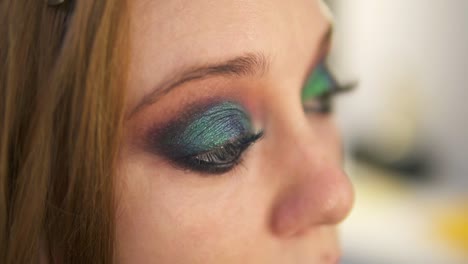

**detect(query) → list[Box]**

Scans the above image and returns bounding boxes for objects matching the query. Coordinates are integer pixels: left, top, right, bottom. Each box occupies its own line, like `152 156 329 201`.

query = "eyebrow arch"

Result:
129 25 333 118
128 52 270 117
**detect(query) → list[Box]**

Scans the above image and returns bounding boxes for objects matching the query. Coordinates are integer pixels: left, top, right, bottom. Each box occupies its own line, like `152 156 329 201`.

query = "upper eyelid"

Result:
302 52 331 89
301 32 333 88
148 101 255 156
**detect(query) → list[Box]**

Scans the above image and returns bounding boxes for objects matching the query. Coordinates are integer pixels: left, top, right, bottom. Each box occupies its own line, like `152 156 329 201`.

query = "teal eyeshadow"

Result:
151 101 254 158
301 62 336 101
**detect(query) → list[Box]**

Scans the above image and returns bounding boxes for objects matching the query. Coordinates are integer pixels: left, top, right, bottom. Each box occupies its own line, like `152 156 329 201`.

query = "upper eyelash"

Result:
175 131 264 174
303 82 357 113
331 82 358 94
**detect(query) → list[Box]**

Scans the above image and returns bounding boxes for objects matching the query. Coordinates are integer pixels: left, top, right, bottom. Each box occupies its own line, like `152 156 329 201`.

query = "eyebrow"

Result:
129 25 333 117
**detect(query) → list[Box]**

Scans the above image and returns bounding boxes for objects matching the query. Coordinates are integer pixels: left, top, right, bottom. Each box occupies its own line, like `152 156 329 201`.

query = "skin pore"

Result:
116 0 354 263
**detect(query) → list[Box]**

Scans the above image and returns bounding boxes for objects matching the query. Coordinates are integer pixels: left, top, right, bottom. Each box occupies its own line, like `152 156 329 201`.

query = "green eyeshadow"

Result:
152 101 255 158
301 62 336 101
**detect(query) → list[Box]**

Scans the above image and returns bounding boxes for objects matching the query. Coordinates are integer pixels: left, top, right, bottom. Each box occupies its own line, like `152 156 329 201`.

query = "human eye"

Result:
301 60 354 114
148 101 263 175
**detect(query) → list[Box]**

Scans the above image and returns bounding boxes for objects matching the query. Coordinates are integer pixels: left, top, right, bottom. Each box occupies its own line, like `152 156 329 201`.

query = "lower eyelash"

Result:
303 94 332 113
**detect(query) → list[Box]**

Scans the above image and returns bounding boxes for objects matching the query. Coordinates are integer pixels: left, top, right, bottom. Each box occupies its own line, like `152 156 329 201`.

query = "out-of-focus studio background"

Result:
326 1 468 263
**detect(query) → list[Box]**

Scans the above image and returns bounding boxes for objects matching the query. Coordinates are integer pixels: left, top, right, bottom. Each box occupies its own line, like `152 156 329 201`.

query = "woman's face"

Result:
117 0 354 263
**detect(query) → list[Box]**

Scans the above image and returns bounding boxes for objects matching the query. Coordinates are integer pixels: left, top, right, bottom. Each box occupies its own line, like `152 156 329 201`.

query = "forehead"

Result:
128 0 330 104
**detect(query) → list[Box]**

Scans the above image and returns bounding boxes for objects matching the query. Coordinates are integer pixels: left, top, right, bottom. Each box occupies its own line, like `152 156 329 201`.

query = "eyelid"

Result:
147 100 261 173
301 59 357 113
303 37 332 82
177 131 264 174
301 60 338 101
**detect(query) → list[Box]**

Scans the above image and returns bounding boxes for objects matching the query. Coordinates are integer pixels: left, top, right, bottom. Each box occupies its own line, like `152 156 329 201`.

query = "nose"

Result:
269 127 354 237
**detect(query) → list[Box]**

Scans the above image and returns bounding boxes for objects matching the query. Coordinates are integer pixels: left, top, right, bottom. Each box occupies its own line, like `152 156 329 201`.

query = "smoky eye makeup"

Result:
301 60 355 114
147 101 263 175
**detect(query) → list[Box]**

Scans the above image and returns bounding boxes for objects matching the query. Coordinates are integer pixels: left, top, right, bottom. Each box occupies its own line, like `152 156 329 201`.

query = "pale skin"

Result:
116 0 354 263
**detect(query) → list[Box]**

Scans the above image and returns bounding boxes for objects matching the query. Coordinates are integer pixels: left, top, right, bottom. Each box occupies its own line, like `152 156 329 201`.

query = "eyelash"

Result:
302 61 355 114
176 131 263 175
303 83 355 114
159 63 354 175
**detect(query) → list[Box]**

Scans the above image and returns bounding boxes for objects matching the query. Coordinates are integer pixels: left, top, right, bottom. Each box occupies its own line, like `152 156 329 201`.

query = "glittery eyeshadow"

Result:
301 62 337 101
151 101 254 158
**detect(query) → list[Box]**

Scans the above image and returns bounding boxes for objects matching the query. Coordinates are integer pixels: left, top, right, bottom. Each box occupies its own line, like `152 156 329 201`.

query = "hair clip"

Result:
47 0 65 6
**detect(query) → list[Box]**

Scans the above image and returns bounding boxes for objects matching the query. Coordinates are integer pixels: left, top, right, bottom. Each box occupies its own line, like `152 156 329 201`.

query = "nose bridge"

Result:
268 113 354 237
275 108 335 172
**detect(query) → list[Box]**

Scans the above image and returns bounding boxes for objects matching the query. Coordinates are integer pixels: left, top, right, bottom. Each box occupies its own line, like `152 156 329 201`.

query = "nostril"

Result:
270 190 309 237
321 252 340 264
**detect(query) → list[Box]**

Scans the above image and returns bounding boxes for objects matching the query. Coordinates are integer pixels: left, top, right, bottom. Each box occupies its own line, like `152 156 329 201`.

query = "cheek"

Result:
114 151 268 263
114 115 345 263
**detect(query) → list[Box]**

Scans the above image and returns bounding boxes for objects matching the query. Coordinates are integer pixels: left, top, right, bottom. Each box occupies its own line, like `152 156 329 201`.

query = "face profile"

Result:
0 0 354 263
116 0 354 263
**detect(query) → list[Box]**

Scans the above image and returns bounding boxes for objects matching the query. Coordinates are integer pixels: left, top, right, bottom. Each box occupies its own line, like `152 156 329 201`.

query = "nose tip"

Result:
319 173 354 225
270 166 354 237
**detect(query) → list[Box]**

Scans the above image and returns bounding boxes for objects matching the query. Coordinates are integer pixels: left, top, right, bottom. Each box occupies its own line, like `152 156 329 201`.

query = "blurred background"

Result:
326 0 468 263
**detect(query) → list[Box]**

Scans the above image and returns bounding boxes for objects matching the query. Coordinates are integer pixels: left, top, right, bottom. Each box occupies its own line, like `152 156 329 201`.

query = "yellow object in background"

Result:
436 203 468 254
